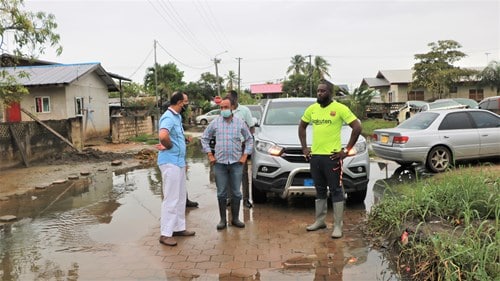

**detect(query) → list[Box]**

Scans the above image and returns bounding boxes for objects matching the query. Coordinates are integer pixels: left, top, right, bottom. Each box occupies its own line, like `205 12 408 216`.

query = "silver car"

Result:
251 98 370 203
371 109 500 173
195 109 220 125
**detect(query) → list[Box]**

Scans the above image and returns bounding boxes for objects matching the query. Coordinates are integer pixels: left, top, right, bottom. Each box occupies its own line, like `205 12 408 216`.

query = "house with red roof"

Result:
250 83 283 99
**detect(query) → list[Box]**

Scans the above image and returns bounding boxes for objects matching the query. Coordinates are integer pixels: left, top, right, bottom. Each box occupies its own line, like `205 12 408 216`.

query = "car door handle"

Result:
443 136 449 139
481 134 488 137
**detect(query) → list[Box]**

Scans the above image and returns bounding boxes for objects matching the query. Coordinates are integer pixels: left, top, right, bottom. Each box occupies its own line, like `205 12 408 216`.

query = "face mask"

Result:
180 104 188 114
221 109 232 118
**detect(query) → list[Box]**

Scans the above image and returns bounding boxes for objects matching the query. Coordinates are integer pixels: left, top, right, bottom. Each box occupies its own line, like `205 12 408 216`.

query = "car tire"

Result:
394 166 416 181
426 146 452 173
251 182 267 203
200 119 208 125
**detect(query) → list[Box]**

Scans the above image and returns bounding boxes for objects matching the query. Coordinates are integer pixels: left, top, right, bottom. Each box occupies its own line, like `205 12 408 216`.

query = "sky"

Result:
14 0 500 91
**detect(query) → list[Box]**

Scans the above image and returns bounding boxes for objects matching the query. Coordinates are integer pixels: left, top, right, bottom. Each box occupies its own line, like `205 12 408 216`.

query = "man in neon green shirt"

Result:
298 79 362 238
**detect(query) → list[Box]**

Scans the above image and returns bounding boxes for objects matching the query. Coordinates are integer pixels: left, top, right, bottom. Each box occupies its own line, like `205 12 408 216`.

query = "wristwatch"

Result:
342 148 349 154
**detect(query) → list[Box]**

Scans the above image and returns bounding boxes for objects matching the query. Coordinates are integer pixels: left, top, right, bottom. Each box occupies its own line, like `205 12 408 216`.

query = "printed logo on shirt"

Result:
311 119 332 125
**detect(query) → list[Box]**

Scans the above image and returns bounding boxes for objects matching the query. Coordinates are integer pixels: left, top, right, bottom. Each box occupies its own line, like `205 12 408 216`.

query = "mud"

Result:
0 140 157 199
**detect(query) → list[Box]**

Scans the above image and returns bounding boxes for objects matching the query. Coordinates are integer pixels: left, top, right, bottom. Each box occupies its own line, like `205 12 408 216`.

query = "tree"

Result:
479 60 500 94
109 81 147 99
143 62 185 105
0 0 62 103
282 74 308 97
312 55 331 80
286 55 306 75
225 70 237 91
412 40 473 100
341 86 377 119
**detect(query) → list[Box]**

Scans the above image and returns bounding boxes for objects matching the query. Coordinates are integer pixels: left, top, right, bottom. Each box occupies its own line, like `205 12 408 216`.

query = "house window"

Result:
407 90 424 101
35 96 50 113
469 89 484 101
450 86 458 93
75 97 84 116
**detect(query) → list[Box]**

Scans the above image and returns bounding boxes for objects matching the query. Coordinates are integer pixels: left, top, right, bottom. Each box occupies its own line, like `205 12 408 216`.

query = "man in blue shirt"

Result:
201 98 253 230
157 91 196 246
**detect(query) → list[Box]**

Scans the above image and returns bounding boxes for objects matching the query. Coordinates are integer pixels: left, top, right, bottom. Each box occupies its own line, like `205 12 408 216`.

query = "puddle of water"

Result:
0 151 407 281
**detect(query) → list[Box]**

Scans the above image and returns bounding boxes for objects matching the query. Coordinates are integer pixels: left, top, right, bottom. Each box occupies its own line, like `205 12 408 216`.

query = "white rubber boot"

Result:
331 201 344 238
306 199 327 231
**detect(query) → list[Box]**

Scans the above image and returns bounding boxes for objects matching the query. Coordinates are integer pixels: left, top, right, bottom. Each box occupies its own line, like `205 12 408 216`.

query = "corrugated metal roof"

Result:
250 83 283 94
377 69 413 83
1 63 119 91
362 77 390 87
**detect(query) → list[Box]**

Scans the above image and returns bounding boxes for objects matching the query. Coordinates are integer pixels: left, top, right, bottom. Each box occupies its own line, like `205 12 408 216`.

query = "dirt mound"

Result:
35 147 135 166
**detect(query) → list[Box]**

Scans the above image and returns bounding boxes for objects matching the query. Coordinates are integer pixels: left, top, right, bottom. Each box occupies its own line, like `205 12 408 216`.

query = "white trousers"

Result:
159 163 187 237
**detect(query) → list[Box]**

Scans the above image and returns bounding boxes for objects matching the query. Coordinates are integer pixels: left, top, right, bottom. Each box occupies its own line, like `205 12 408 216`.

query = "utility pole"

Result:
485 52 491 65
154 40 159 131
306 54 312 97
236 57 242 94
213 57 221 96
212 50 227 97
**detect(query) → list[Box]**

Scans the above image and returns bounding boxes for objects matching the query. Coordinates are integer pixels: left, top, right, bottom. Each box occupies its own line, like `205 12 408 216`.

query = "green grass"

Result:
128 134 158 145
361 118 397 138
367 166 499 280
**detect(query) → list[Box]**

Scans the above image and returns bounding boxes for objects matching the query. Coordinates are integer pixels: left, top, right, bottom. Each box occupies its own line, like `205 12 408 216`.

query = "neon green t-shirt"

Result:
301 101 357 155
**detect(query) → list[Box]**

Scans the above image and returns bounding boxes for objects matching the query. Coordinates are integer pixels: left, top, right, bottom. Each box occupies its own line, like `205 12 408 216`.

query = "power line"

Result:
128 47 154 79
156 41 212 70
147 0 210 58
159 0 212 57
194 0 231 51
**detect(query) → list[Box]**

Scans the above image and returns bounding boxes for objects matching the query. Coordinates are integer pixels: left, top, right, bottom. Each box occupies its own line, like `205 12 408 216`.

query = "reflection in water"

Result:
0 168 160 280
0 144 404 280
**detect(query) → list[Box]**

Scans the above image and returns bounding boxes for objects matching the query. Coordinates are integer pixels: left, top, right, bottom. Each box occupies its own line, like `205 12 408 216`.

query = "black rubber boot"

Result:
217 199 227 230
231 199 245 228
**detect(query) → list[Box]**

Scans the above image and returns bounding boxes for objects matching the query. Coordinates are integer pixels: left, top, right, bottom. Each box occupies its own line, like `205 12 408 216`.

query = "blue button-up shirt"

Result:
157 108 186 167
201 115 253 164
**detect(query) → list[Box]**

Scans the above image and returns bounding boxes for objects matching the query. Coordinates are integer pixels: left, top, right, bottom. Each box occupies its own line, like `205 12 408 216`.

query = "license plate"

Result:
381 135 389 144
304 179 314 186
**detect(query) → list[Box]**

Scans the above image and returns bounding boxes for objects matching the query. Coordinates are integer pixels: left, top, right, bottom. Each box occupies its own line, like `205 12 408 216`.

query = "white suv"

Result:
251 98 370 203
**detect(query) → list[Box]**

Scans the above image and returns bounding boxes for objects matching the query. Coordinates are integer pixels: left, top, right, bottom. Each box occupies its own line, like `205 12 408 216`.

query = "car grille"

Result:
281 148 308 163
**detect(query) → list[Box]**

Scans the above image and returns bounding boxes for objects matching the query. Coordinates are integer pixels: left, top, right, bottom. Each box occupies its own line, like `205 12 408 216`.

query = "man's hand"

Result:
208 153 216 165
302 147 311 161
155 143 166 150
239 154 248 164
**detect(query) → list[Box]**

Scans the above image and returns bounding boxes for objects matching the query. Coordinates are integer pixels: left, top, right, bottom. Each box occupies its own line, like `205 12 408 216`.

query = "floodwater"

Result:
0 146 408 281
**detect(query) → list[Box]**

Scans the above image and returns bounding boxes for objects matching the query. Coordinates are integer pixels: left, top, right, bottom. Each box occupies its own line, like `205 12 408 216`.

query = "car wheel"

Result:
426 146 452 173
251 182 267 203
200 119 208 125
347 189 367 204
394 166 416 181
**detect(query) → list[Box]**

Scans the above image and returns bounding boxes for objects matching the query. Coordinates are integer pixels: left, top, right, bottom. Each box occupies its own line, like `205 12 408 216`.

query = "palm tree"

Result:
313 56 331 79
479 60 500 94
344 86 377 119
225 70 237 91
144 63 185 99
287 55 306 75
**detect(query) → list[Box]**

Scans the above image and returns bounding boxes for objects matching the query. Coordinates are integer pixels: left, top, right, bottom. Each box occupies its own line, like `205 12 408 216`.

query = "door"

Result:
6 102 21 122
437 112 479 160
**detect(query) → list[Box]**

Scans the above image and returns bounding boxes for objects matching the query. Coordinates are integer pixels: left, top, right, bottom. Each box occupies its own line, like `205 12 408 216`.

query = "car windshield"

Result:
264 100 314 125
398 112 439 129
247 106 262 120
427 100 463 110
453 98 478 109
408 101 427 108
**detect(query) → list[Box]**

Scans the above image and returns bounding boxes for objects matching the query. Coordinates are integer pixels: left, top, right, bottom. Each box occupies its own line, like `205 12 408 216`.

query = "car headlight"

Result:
255 140 283 156
353 141 367 154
